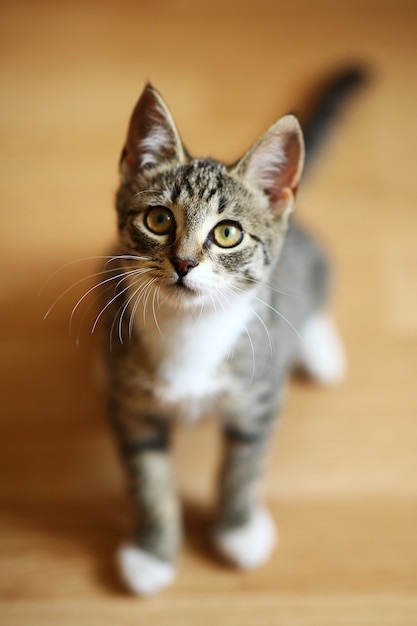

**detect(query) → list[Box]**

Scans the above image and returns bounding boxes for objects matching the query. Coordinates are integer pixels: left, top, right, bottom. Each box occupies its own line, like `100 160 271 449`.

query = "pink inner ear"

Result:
268 133 303 203
241 116 304 206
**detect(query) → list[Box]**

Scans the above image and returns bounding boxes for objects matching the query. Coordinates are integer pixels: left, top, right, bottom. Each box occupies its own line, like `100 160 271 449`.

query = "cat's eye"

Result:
212 221 244 248
144 206 175 235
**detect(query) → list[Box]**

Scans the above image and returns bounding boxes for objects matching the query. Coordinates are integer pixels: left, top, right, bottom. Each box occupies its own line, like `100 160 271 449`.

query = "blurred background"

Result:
1 1 416 624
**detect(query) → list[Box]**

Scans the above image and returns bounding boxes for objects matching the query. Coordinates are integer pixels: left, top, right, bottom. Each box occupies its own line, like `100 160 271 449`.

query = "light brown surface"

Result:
1 1 417 624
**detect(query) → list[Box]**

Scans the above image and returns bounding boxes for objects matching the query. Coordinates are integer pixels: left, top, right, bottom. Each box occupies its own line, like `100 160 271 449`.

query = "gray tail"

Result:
298 66 368 171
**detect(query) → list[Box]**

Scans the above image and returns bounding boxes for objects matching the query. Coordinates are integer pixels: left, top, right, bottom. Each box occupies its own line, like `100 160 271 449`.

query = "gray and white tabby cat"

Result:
103 72 361 595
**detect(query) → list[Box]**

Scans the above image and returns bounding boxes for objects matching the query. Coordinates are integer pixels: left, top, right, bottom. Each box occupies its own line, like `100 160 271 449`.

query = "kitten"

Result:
102 73 360 596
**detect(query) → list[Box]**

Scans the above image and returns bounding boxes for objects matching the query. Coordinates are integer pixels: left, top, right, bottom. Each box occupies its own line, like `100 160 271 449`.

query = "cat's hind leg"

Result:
297 312 346 385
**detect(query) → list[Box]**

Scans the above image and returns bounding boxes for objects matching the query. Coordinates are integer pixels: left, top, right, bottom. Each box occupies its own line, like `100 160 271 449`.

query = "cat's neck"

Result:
134 285 256 359
131 286 255 408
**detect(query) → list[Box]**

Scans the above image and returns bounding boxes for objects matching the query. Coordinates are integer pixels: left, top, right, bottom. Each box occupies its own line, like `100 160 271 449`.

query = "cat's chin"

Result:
162 282 210 310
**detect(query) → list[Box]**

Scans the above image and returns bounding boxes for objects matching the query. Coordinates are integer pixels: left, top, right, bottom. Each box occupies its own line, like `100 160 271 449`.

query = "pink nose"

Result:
170 256 198 279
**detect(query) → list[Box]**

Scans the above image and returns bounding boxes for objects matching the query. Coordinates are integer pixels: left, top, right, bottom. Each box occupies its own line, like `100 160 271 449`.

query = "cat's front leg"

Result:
213 419 278 569
110 398 181 595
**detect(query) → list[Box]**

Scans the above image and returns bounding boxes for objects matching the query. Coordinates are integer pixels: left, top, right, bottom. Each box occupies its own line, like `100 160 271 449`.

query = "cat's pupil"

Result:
224 227 230 238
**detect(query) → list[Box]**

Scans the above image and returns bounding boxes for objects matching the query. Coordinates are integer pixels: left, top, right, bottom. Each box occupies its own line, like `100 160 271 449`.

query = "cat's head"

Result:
115 84 304 309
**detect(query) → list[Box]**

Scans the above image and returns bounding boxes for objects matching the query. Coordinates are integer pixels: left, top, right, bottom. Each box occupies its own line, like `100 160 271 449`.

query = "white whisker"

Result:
191 300 204 332
227 282 304 350
152 284 162 335
211 290 236 364
39 254 145 296
115 277 148 345
242 276 298 298
226 285 274 363
91 270 152 341
68 268 141 331
131 189 161 201
156 284 162 308
91 280 134 336
128 282 147 340
43 266 131 321
129 277 155 338
251 293 305 346
243 324 256 390
113 267 150 294
104 254 152 268
74 282 114 345
142 278 158 328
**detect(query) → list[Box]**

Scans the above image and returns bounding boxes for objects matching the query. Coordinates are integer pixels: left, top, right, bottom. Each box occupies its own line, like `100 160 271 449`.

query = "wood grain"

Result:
1 0 416 623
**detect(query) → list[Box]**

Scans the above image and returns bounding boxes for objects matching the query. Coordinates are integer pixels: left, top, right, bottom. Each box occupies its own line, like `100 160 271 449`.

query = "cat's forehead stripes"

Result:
171 159 229 211
170 182 181 204
218 196 228 214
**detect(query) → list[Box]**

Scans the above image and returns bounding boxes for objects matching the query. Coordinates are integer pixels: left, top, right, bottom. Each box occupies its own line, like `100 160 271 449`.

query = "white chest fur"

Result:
134 290 254 410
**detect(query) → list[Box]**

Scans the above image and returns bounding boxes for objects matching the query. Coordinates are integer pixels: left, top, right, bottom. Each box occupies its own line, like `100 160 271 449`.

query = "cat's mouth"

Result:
170 279 196 295
163 277 207 306
174 277 193 290
164 270 198 292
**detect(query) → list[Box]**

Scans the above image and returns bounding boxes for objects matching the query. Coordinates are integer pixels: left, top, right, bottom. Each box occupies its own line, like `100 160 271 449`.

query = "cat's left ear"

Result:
235 115 304 219
120 83 185 181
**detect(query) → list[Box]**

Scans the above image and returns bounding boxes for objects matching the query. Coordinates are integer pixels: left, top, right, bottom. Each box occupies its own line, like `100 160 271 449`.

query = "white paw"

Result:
214 507 277 569
117 544 176 596
298 313 346 385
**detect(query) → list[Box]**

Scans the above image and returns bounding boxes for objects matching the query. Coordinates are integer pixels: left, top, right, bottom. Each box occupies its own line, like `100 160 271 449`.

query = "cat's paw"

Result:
117 544 176 596
298 313 346 385
214 507 277 569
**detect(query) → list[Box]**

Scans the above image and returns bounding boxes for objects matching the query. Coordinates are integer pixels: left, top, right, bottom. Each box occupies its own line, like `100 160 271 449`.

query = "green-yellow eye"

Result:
144 206 175 235
212 221 244 248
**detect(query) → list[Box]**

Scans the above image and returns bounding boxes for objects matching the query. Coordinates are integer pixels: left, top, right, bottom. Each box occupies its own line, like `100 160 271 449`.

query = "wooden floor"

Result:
1 0 417 624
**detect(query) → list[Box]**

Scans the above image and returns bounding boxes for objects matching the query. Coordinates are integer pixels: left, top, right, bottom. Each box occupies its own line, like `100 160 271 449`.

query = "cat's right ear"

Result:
120 84 185 181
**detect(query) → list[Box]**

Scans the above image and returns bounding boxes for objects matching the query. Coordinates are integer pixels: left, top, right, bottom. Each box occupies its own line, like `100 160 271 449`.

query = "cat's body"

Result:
102 74 359 595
